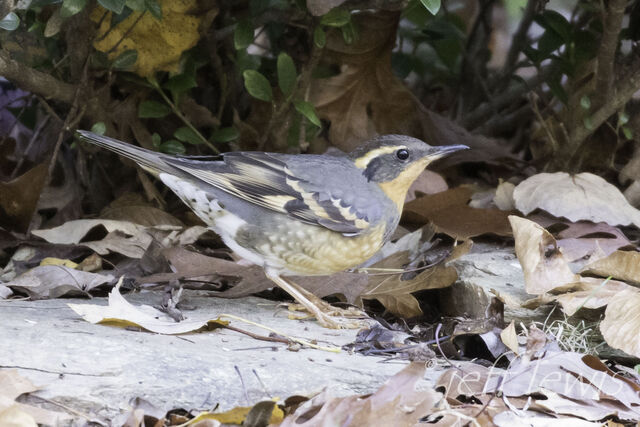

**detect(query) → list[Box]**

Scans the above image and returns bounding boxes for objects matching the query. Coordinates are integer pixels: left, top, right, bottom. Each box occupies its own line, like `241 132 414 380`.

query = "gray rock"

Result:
0 291 444 423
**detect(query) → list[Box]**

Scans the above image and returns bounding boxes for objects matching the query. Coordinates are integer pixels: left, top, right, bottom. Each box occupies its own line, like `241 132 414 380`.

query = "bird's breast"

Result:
236 220 388 276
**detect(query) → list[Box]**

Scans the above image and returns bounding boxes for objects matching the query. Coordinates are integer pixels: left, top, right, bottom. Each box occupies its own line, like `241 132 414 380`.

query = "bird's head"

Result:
349 135 468 209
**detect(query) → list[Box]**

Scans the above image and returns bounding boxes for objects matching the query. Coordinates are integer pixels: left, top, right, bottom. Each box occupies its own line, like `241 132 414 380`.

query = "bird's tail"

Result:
76 130 175 176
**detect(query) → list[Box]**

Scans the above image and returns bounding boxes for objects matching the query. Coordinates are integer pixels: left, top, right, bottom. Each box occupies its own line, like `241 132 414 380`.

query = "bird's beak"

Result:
423 144 469 160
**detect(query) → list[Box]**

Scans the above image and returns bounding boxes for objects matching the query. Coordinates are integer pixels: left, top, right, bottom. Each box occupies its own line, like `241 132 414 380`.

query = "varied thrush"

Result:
78 131 467 328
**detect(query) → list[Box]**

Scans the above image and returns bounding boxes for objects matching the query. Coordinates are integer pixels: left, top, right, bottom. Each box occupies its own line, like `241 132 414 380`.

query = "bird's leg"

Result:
265 271 363 329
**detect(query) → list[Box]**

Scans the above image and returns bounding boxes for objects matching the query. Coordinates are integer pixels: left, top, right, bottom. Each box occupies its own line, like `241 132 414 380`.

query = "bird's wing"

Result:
166 152 380 234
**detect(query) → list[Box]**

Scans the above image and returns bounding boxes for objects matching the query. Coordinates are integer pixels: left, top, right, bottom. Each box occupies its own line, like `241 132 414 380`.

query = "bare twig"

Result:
462 67 551 129
259 23 323 149
152 81 220 153
571 59 640 149
0 51 76 103
10 115 51 179
593 0 626 106
501 0 543 78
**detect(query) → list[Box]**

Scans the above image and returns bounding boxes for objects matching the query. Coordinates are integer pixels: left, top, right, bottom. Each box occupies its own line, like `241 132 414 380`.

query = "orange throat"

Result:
377 159 430 211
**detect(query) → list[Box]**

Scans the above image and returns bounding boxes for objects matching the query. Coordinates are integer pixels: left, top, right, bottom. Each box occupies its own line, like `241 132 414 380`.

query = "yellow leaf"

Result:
91 0 205 76
39 257 79 269
187 401 284 425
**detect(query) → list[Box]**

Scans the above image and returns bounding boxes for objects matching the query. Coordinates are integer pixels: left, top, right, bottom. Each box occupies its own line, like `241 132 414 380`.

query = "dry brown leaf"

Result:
494 180 516 211
32 219 207 258
600 288 640 358
532 389 640 422
279 362 442 426
4 265 115 299
100 193 183 227
582 250 640 285
529 214 633 266
0 162 48 232
359 241 471 317
523 277 634 315
69 280 227 334
500 321 519 355
0 370 71 425
437 351 640 422
374 294 423 318
310 11 420 150
509 216 579 294
405 170 449 203
514 173 640 228
404 187 512 239
77 253 103 272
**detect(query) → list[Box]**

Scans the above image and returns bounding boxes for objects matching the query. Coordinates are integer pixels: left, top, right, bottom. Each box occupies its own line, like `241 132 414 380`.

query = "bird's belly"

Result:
237 220 387 276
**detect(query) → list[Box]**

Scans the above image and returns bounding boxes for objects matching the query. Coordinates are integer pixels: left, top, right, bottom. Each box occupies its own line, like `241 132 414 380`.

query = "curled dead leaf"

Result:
404 187 513 239
600 288 640 358
509 216 578 294
514 173 640 228
582 250 640 285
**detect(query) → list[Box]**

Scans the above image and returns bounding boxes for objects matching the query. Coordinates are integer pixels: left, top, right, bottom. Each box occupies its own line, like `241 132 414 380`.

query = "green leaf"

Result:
523 46 543 65
151 132 162 148
138 100 171 118
623 126 633 140
546 70 568 105
112 49 137 69
287 109 301 147
98 0 126 14
234 19 254 50
160 140 186 155
236 50 261 72
243 70 273 102
211 127 239 143
277 53 297 97
580 95 591 110
91 122 106 135
419 0 441 15
583 116 594 131
538 10 572 42
125 0 144 10
111 6 132 25
341 21 358 45
61 0 88 18
173 127 202 145
164 74 197 94
619 111 629 126
0 12 20 31
144 0 162 19
538 29 564 56
320 8 350 27
293 100 321 127
313 26 326 48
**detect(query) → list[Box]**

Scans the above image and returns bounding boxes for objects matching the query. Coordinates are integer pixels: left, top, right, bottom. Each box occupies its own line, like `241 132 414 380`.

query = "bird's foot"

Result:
266 271 368 329
285 301 366 329
283 288 367 329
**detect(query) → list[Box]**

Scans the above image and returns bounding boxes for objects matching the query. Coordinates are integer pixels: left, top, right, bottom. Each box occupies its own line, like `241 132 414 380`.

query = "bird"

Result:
77 130 468 328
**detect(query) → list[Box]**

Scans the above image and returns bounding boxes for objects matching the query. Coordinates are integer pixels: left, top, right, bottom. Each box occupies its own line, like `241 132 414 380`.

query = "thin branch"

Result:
462 66 552 129
152 82 220 154
593 0 626 106
0 51 76 104
501 0 543 78
571 59 640 148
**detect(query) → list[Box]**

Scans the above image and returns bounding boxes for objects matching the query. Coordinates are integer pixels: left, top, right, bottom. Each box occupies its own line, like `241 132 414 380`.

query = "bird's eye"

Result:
396 149 409 161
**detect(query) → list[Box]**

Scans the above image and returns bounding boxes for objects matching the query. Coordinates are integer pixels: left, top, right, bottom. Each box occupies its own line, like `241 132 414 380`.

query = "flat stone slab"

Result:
0 242 533 424
0 292 444 423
